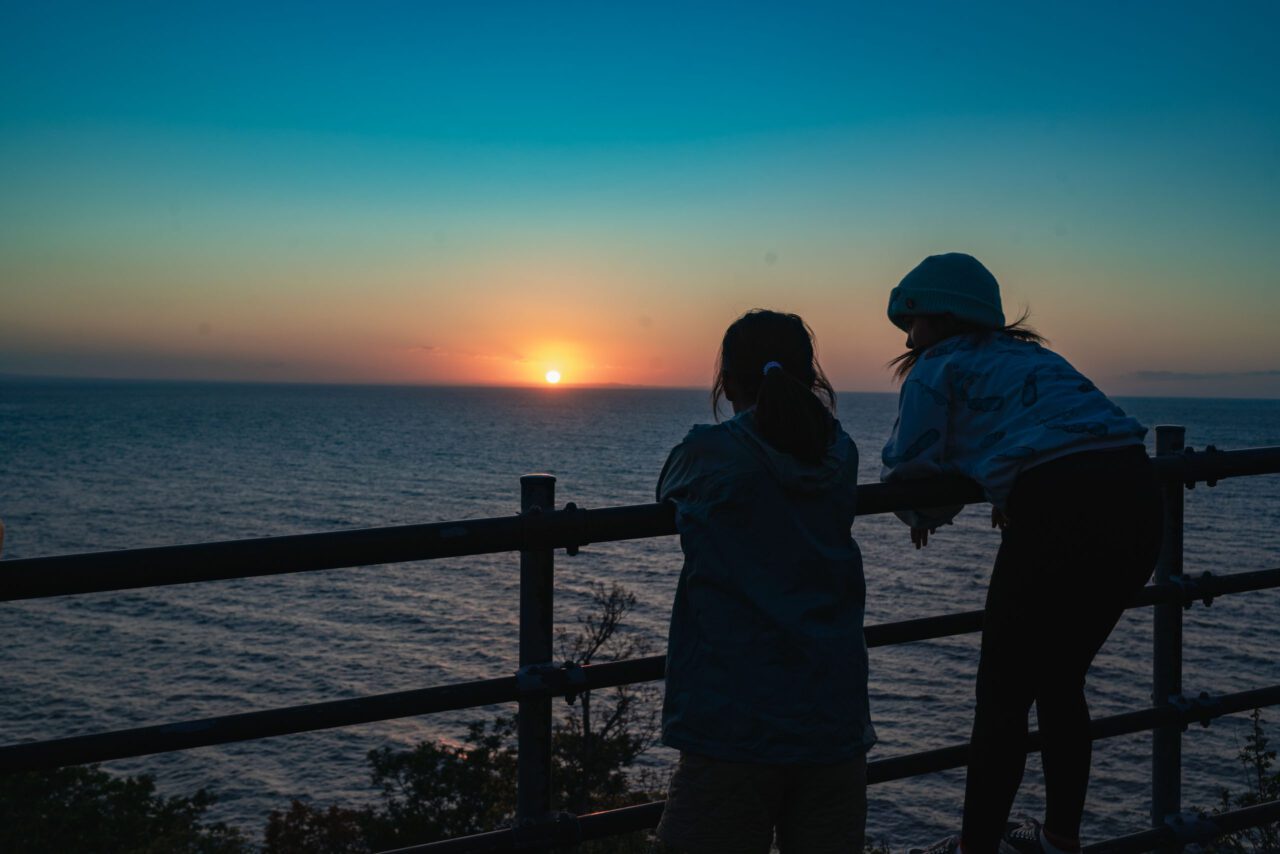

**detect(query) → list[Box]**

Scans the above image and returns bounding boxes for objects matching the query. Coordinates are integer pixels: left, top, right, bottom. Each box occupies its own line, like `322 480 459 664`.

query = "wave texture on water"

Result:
1 380 1278 844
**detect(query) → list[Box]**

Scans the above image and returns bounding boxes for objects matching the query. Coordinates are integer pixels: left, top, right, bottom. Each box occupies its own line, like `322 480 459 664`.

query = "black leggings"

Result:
960 445 1163 853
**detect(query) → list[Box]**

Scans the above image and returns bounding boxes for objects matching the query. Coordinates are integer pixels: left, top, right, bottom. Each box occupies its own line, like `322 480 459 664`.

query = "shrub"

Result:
1201 708 1280 853
0 765 249 854
265 583 664 853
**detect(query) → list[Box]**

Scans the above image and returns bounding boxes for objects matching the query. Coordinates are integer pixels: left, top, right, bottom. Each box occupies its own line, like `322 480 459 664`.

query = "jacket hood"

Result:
723 408 856 492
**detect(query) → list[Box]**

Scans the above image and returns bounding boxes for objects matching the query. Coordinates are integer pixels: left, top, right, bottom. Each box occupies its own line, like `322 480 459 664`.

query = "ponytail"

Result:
713 310 836 464
755 365 833 464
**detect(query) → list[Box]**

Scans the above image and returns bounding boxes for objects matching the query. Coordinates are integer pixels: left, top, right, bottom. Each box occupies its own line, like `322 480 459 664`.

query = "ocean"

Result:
1 378 1278 846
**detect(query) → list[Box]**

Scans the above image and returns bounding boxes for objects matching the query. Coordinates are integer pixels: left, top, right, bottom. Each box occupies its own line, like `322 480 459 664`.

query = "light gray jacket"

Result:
882 333 1147 527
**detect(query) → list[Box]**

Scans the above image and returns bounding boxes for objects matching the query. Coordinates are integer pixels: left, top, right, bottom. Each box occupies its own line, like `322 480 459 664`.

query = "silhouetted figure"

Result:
881 253 1162 854
655 309 874 853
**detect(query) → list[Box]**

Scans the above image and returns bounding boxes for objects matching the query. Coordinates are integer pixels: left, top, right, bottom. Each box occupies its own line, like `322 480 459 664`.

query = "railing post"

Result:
517 474 556 829
1152 426 1185 839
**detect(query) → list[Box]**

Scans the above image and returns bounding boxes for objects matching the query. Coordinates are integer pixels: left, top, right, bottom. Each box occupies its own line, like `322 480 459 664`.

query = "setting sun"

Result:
545 370 561 384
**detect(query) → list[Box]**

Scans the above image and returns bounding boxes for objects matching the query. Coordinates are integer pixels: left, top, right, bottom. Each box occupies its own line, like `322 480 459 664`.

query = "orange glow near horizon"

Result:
5 251 1279 397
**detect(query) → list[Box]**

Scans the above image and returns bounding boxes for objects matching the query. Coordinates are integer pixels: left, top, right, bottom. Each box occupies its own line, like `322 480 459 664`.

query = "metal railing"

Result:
2 426 1279 853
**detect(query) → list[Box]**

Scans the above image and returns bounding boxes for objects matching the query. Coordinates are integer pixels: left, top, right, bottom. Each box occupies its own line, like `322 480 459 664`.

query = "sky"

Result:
2 1 1278 396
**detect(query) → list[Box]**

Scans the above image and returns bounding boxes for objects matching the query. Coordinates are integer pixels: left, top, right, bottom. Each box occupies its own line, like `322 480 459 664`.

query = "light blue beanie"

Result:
887 252 1005 332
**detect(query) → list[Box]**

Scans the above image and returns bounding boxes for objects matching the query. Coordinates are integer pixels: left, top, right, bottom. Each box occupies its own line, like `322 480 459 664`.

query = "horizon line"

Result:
3 371 1279 401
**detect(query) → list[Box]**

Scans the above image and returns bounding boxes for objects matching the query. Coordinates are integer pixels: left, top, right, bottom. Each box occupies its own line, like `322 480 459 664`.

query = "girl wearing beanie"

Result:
880 254 1163 854
656 309 874 853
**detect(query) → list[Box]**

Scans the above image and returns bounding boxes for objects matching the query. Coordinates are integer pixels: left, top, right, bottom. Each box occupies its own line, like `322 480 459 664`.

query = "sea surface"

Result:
2 379 1278 847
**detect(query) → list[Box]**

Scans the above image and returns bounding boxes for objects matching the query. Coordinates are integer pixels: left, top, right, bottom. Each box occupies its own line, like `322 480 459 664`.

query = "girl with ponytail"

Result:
655 309 874 853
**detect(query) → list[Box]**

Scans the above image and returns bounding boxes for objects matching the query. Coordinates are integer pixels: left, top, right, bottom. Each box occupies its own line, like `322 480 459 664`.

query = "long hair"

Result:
888 309 1047 382
712 309 837 464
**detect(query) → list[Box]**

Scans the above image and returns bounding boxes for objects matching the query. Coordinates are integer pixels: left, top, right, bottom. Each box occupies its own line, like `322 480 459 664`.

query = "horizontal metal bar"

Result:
5 446 1276 602
394 685 1280 853
0 651 674 773
870 683 1280 784
0 515 525 601
0 613 1013 771
861 567 1280 651
575 801 667 844
581 570 1280 672
0 505 657 601
1167 445 1280 484
0 675 516 773
1085 798 1280 854
1136 566 1280 607
1181 565 1280 599
5 570 1277 772
382 801 670 853
383 825 512 854
866 609 984 647
0 482 983 601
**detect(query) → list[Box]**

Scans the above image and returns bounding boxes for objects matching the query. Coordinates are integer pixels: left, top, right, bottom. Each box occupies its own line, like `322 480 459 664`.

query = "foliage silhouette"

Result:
1200 708 1280 853
263 583 663 853
0 765 249 853
11 584 924 853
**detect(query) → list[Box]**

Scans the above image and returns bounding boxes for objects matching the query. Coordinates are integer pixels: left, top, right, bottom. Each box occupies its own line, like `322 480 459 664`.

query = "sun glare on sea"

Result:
545 370 561 384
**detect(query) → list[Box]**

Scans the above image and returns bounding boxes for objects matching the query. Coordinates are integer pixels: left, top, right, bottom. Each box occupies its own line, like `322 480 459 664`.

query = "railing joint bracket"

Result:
1183 445 1198 489
562 501 589 556
1203 445 1221 487
516 661 588 703
519 502 553 552
1168 691 1220 729
1171 571 1215 609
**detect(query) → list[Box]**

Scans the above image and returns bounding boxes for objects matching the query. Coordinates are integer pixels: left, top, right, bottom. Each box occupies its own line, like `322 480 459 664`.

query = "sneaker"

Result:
998 819 1045 854
907 835 960 854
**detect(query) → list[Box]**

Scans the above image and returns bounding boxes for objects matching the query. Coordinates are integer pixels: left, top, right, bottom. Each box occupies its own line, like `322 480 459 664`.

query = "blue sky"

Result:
3 1 1278 394
7 3 1272 141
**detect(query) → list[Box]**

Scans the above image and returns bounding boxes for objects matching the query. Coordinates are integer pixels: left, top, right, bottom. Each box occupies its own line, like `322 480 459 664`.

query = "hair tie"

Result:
762 361 783 376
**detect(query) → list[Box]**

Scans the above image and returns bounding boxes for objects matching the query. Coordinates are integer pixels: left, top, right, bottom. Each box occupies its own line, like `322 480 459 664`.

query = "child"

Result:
880 253 1163 854
656 309 875 853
